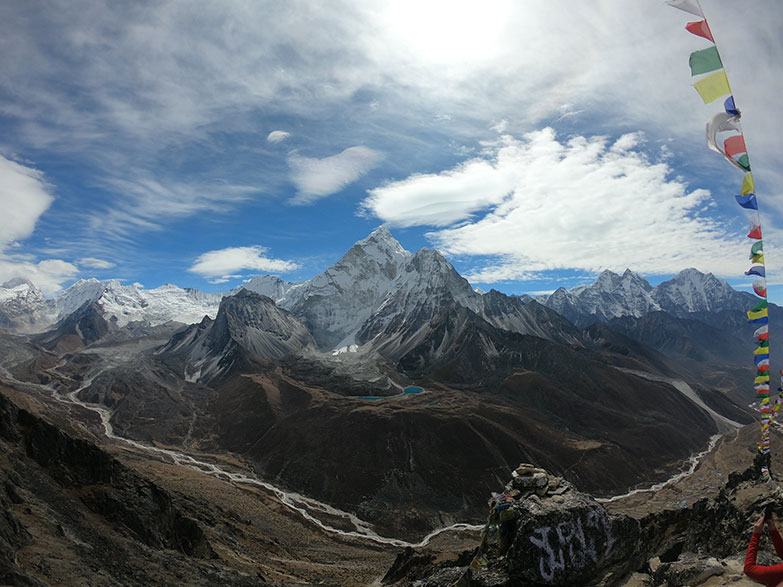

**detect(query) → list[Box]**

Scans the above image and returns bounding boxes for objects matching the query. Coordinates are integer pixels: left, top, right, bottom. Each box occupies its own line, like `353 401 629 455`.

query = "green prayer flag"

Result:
689 46 723 76
738 154 751 171
758 339 770 348
752 241 764 256
754 299 769 312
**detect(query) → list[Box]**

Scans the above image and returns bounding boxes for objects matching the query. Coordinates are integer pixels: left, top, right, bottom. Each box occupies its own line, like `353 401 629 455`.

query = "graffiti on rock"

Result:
528 509 616 582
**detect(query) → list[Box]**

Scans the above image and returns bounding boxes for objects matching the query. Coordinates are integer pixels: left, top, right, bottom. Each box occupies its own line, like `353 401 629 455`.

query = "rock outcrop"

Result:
386 461 774 586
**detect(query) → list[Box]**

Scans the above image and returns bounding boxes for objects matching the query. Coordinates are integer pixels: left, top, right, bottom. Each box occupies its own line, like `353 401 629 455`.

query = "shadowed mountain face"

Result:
1 229 759 539
158 289 315 383
33 301 110 353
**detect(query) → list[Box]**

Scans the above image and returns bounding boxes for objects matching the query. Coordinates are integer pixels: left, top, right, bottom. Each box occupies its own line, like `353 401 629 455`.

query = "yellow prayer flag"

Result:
756 375 771 384
693 70 731 104
748 308 769 321
742 173 755 195
755 346 771 355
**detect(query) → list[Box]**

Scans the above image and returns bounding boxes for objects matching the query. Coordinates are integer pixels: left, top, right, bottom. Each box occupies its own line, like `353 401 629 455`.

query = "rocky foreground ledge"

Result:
383 460 776 586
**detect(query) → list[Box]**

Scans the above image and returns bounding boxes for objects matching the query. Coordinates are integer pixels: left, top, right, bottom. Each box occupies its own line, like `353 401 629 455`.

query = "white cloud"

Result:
289 146 383 204
266 130 290 144
364 129 748 279
490 119 508 133
188 245 298 279
78 257 116 269
208 274 242 284
0 155 79 294
363 156 515 227
0 155 53 248
0 256 78 296
92 176 260 236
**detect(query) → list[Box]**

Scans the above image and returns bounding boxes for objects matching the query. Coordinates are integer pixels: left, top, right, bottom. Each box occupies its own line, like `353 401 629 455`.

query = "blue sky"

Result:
1 0 782 302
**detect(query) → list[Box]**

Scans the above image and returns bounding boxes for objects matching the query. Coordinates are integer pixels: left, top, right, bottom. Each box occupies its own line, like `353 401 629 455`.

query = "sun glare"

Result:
382 0 511 65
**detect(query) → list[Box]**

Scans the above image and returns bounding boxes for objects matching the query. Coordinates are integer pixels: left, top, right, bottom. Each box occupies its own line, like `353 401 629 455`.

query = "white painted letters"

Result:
528 509 616 582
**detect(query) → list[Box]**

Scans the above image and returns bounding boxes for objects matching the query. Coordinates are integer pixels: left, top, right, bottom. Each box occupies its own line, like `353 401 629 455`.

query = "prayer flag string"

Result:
668 0 775 481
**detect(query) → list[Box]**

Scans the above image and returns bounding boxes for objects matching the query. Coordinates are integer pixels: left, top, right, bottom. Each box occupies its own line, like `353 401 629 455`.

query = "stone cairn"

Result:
507 463 567 498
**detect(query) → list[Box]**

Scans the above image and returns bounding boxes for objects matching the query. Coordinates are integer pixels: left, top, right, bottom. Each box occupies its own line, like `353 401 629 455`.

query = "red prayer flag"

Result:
749 226 763 239
755 286 768 298
685 20 714 42
724 135 748 158
758 364 771 372
758 332 770 342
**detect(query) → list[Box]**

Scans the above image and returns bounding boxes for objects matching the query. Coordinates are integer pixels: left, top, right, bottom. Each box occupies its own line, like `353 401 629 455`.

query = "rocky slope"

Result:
0 377 408 586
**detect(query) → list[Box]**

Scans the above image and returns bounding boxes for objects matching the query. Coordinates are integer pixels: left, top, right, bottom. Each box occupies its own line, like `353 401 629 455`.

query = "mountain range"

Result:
0 227 766 537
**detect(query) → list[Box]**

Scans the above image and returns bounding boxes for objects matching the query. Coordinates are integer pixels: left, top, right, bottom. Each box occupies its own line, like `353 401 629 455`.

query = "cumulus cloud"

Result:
188 245 299 279
78 257 116 269
0 155 54 248
266 130 290 143
0 155 81 294
289 146 383 204
364 129 747 279
363 157 516 228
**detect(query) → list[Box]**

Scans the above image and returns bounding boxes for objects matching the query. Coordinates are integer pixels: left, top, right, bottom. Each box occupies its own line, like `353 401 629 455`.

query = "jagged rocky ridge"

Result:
159 289 316 383
539 267 762 328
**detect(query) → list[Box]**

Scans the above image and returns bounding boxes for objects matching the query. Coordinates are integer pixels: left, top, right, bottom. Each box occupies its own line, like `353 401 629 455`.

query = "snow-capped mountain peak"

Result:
0 279 51 331
541 269 659 326
55 279 108 318
540 267 756 326
652 268 749 314
49 279 224 329
351 225 410 267
276 227 413 350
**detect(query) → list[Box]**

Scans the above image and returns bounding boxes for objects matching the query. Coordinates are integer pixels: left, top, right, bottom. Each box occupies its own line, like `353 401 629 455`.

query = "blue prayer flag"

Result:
755 353 771 366
736 193 758 210
724 95 740 115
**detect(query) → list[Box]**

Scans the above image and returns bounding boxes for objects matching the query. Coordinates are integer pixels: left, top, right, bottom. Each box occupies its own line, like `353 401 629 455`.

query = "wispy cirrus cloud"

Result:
364 128 748 280
188 245 299 281
89 175 261 236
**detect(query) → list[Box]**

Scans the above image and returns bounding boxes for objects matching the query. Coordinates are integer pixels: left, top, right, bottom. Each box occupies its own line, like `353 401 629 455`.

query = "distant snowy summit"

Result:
538 267 756 327
0 277 224 333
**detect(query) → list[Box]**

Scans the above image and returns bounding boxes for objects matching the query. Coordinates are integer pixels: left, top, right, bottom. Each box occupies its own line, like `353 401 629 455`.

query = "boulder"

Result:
651 553 725 586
